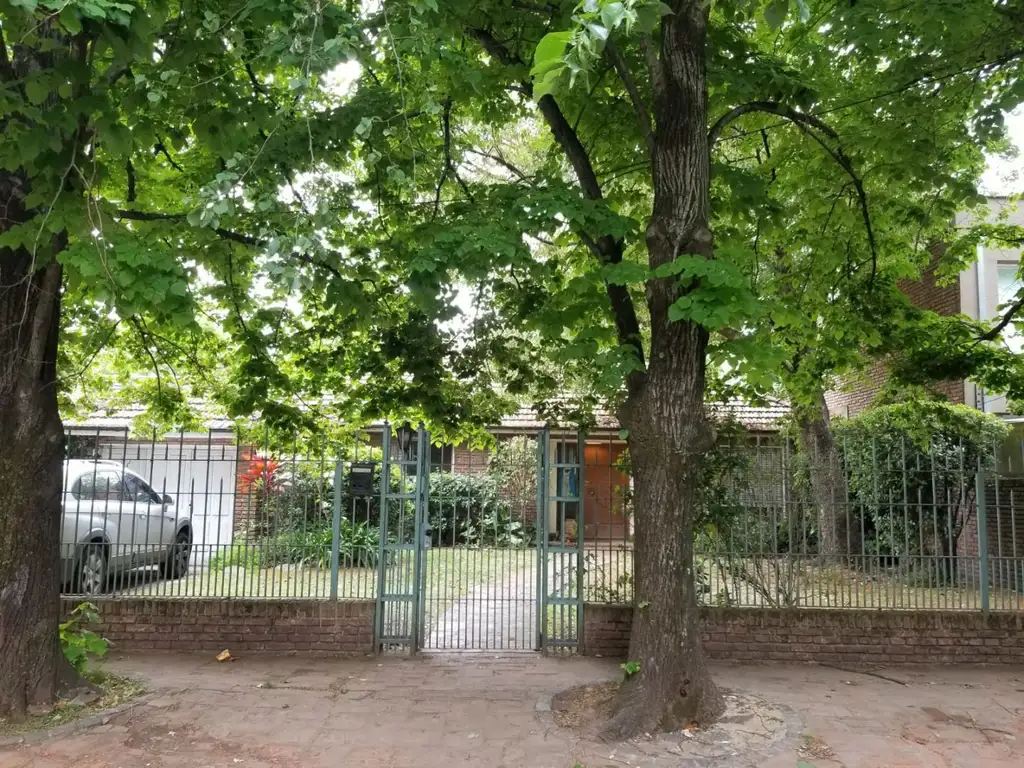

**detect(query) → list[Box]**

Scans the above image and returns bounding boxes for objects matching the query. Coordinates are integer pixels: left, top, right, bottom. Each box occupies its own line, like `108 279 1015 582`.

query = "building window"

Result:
401 438 453 474
997 262 1023 353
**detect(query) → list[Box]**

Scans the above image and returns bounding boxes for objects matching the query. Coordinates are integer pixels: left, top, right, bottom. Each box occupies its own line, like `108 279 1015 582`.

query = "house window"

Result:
997 263 1023 353
401 438 454 474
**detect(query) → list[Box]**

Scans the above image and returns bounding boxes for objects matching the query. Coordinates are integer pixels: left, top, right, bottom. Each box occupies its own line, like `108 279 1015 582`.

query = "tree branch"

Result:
154 140 185 173
0 30 14 83
125 160 136 203
605 39 654 159
708 100 877 280
466 148 529 182
130 316 162 399
467 26 646 377
709 100 837 147
977 294 1024 343
116 209 262 246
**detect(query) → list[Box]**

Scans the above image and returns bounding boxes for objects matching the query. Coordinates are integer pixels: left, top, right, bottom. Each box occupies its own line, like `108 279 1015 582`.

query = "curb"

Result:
0 693 155 749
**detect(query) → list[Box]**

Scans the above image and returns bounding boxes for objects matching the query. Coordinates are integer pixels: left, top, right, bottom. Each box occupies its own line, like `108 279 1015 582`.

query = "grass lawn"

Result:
118 547 533 612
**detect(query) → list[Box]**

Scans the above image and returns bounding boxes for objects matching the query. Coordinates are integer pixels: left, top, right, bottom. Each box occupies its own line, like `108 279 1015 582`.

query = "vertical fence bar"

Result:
374 427 391 649
976 458 990 613
536 428 548 651
576 429 585 652
330 458 343 601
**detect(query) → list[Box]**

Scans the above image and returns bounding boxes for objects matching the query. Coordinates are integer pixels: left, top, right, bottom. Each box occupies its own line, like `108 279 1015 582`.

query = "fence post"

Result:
330 459 343 601
975 459 989 613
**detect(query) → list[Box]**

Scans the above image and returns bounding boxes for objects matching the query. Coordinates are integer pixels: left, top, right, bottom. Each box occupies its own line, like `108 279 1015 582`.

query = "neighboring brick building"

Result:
826 197 1022 419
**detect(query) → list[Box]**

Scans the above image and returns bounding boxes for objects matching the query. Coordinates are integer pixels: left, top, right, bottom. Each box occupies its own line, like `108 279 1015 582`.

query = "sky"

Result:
981 107 1024 197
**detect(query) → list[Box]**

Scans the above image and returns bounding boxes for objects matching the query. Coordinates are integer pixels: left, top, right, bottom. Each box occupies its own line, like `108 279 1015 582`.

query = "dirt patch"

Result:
546 686 802 767
552 681 618 733
799 733 837 760
0 673 144 739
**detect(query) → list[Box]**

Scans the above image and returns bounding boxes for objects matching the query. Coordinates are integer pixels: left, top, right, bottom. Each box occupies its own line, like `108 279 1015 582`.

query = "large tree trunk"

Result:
0 172 77 720
795 393 860 561
606 338 724 737
603 0 725 738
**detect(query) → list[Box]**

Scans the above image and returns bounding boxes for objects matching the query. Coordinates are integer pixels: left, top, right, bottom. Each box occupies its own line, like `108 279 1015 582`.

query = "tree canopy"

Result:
3 0 1024 730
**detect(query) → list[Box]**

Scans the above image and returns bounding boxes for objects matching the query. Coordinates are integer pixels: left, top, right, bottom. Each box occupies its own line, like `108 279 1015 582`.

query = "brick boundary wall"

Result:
63 598 376 655
583 604 1024 664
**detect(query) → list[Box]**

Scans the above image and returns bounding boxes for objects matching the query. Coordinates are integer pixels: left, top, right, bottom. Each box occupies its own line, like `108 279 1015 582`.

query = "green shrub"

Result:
210 519 381 571
463 507 531 548
833 401 1009 582
61 602 108 673
427 471 502 545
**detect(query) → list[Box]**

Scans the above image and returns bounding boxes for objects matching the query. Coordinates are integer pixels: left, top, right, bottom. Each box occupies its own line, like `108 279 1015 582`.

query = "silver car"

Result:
62 460 193 594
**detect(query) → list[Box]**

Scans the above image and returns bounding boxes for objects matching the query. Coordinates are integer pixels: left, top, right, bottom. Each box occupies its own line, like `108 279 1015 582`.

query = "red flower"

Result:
239 455 280 491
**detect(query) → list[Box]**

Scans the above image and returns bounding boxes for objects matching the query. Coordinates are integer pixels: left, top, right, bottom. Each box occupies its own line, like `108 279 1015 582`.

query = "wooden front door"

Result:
583 442 630 541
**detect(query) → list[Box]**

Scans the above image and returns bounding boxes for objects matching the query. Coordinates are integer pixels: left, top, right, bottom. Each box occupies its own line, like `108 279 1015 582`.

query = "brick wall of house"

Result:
233 444 257 533
825 250 965 418
583 604 1024 663
67 599 376 655
453 442 490 474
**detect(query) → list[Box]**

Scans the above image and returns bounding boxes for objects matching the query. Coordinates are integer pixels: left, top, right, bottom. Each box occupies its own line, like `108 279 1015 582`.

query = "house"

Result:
824 197 1023 588
826 196 1023 418
64 399 790 559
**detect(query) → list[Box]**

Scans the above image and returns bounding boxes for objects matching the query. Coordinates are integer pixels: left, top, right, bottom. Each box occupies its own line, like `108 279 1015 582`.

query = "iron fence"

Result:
59 426 1024 617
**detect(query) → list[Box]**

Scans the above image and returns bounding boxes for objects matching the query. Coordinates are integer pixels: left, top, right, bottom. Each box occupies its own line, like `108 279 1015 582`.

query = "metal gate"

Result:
374 424 584 653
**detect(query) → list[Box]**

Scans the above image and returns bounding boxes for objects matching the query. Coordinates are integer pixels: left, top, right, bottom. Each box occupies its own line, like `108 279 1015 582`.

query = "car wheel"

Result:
164 530 192 580
78 544 107 596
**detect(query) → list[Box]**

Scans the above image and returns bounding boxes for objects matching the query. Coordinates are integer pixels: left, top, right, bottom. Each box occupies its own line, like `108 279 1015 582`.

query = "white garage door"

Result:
100 440 237 564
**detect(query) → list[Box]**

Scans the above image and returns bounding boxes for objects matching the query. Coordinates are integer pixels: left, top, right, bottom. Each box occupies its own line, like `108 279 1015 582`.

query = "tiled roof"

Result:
66 397 788 434
64 400 234 432
497 398 789 432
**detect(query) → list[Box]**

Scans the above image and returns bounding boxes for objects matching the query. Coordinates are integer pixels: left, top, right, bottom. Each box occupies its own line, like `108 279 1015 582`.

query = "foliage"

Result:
620 660 641 679
427 471 501 546
488 437 538 506
833 402 1009 580
428 470 534 547
6 0 1024 727
60 602 108 673
464 507 531 548
210 518 380 571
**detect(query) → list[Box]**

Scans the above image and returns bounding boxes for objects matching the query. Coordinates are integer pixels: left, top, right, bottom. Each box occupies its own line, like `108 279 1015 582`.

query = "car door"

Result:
75 468 132 568
121 472 167 562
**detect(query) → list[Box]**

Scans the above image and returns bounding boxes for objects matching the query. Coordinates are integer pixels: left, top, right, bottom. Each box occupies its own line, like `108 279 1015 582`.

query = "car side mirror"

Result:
162 493 174 506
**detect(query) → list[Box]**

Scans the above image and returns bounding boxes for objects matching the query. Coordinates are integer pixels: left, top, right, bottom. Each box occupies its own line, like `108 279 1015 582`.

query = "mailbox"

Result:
349 462 375 497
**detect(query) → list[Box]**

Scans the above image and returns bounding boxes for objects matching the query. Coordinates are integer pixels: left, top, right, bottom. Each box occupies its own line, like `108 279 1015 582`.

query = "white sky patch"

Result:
982 107 1024 196
322 59 362 98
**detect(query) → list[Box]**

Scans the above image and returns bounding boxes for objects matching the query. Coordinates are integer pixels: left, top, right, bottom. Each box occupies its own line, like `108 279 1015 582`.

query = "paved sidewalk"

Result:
2 653 1022 767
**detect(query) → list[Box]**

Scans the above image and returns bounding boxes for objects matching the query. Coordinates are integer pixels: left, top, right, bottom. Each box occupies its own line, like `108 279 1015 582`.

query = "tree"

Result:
1 0 488 719
4 0 1024 737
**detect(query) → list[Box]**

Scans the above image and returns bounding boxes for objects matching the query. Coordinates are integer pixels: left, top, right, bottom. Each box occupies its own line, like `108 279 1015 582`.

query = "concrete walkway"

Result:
3 654 1023 768
425 559 538 650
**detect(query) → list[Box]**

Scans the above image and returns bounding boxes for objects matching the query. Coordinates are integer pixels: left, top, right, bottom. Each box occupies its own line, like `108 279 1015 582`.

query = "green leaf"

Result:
795 0 811 22
533 65 564 99
59 5 83 34
25 78 51 105
531 31 572 77
355 116 374 137
602 260 648 285
764 0 789 28
600 2 627 30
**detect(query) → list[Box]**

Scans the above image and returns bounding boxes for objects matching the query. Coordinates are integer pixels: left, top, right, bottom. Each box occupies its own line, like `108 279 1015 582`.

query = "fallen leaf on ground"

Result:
216 649 233 662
